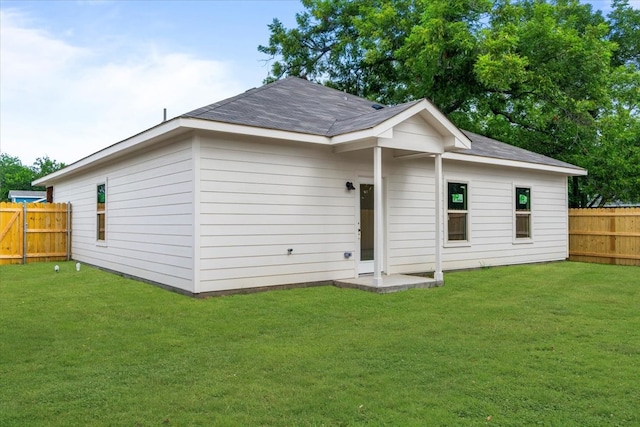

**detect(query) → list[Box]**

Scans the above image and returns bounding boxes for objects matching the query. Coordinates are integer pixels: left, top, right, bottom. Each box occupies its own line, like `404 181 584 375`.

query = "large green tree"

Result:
259 0 640 206
0 154 65 201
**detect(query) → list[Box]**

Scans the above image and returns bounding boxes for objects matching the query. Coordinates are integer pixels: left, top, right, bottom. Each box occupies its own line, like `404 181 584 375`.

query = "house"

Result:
7 190 47 203
33 77 586 296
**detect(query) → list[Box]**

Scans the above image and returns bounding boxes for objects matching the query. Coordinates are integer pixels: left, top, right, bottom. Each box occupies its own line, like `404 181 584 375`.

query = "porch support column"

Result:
373 146 383 287
434 153 444 282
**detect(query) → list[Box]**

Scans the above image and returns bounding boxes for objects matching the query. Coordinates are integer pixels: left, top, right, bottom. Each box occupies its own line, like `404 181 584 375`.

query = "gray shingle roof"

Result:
327 100 421 136
183 76 416 136
461 131 584 171
183 76 583 171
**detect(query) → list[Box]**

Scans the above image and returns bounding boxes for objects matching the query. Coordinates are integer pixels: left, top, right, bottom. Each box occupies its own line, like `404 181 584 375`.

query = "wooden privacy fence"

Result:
569 208 640 266
0 202 71 265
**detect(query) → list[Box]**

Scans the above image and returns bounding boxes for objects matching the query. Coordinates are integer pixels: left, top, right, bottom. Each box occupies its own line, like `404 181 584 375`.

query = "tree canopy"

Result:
0 154 65 201
259 0 640 206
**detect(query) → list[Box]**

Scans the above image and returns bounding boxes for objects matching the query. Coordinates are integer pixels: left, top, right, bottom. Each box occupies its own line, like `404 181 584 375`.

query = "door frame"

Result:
356 177 385 275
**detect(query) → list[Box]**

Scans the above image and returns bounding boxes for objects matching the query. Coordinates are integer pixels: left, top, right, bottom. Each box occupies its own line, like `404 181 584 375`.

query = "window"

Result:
515 187 531 239
97 183 106 241
447 182 468 241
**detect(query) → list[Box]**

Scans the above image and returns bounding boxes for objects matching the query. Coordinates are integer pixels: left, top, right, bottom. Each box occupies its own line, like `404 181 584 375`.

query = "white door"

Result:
358 180 375 274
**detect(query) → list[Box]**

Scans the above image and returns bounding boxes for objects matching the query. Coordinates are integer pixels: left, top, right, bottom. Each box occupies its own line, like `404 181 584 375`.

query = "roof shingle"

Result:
461 131 583 170
183 76 584 171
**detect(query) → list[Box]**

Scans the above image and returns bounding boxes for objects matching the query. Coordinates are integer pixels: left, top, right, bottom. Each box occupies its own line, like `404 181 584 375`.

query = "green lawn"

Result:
1 261 638 426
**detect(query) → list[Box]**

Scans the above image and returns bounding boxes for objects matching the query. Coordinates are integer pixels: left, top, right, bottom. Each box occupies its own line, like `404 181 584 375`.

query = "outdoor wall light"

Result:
346 182 356 191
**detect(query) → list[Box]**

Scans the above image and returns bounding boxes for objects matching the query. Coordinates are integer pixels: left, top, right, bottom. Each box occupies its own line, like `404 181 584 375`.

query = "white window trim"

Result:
513 183 533 244
96 178 108 247
445 179 471 247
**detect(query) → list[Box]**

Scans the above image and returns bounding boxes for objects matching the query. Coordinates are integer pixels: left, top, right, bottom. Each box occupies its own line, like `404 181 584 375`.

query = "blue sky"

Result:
1 0 303 165
0 0 633 165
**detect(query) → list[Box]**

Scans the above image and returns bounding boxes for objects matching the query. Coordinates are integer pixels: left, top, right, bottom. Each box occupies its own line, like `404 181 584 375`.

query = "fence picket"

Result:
569 207 640 266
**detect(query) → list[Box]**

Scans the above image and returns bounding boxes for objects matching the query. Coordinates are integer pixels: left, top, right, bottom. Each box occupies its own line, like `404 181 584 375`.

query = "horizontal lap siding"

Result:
386 157 570 275
198 136 362 292
386 157 436 274
53 140 195 291
443 161 568 270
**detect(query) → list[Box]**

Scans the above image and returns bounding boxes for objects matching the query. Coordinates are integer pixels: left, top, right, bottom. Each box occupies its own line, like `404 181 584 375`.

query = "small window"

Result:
97 183 106 241
515 187 531 239
448 182 468 241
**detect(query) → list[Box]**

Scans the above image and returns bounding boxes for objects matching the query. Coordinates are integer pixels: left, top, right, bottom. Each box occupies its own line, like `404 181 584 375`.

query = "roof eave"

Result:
32 117 333 187
443 152 588 175
180 118 331 145
33 118 186 186
417 99 472 150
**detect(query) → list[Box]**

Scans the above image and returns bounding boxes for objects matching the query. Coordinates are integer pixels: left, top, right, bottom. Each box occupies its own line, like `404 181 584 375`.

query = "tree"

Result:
260 0 640 206
0 154 66 201
31 156 66 182
0 154 34 201
578 64 640 205
608 0 640 67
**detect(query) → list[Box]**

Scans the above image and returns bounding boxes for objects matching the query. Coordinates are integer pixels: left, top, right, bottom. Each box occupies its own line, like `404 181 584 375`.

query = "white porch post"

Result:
373 146 383 286
434 153 444 282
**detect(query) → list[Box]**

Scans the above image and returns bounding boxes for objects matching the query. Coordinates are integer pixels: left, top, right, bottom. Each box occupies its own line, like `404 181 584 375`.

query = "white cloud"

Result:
0 9 245 165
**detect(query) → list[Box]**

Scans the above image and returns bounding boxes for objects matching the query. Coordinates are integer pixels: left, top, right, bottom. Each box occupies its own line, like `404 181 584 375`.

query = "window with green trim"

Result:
97 183 106 241
448 182 468 241
515 187 531 239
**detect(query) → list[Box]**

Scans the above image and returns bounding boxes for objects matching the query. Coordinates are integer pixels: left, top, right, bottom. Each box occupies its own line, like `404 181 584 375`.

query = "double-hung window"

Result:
97 183 106 242
447 182 468 242
515 186 531 239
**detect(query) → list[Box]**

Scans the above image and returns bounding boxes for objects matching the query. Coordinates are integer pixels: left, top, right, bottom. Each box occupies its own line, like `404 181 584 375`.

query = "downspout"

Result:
434 154 443 282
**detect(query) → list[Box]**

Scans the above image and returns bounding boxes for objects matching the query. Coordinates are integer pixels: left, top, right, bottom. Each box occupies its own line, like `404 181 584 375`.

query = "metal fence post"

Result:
22 202 27 264
66 203 71 261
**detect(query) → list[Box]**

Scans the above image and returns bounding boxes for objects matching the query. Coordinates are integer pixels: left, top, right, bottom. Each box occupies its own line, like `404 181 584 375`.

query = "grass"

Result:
0 261 638 426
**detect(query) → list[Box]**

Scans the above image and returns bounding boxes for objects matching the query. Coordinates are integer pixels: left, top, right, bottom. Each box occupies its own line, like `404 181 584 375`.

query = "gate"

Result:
0 202 71 265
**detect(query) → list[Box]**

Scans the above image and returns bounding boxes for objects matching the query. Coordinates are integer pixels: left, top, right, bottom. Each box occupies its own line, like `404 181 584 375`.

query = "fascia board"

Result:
330 100 472 150
442 152 588 176
32 118 331 186
33 119 185 186
330 102 425 144
333 139 377 153
180 118 331 145
418 101 471 149
330 127 381 145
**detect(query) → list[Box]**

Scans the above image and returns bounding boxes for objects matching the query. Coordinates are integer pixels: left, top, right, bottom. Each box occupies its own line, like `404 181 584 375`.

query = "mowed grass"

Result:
0 262 638 426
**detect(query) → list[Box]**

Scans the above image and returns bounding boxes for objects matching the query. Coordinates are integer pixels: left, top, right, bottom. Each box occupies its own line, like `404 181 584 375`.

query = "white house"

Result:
34 77 586 296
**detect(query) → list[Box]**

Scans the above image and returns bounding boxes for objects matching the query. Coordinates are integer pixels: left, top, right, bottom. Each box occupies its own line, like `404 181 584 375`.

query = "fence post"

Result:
22 202 27 264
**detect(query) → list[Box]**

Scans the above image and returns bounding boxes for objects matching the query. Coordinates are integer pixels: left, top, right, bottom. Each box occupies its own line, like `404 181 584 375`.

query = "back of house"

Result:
34 77 586 296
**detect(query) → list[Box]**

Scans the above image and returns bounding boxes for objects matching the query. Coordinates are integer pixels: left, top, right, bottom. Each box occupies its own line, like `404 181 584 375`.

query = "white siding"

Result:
385 156 437 274
441 160 569 270
196 133 570 291
386 156 569 274
51 121 571 294
381 117 445 153
53 139 195 292
197 135 369 292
